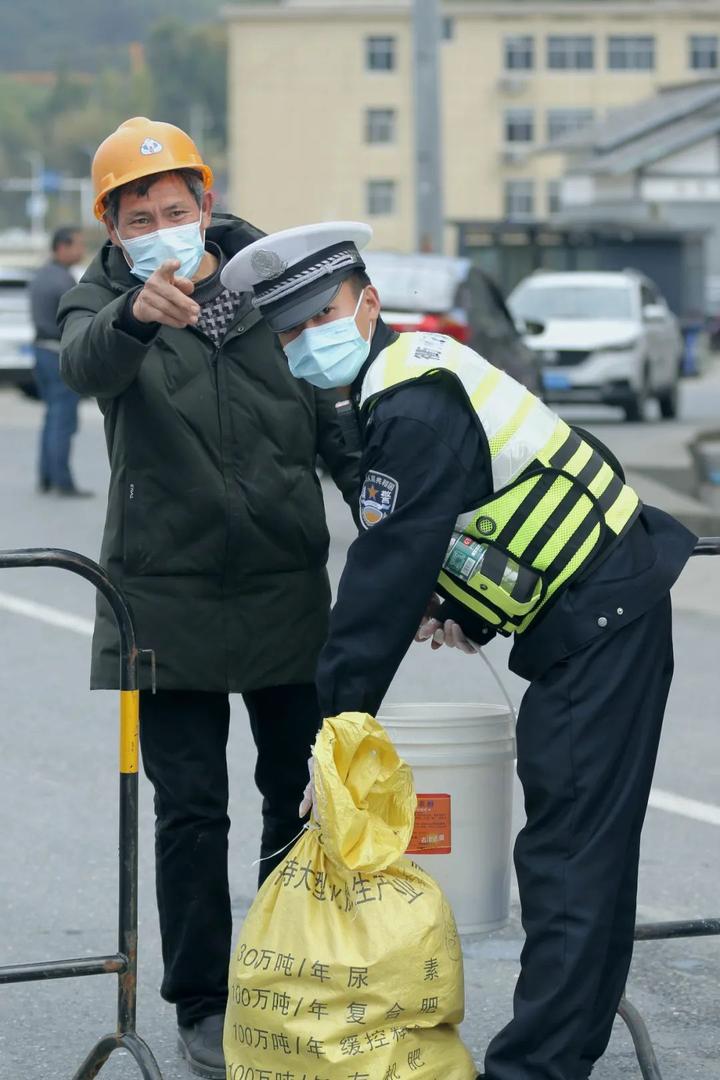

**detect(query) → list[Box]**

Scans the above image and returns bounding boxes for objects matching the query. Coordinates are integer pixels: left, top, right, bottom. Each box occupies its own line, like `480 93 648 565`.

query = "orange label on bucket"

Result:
407 793 451 855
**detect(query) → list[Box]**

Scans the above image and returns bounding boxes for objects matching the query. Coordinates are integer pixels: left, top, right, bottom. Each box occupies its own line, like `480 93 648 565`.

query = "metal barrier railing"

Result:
618 535 720 1080
0 548 162 1079
2 540 718 1078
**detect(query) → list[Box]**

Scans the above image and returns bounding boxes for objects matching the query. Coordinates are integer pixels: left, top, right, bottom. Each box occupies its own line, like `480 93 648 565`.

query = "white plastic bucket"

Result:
379 702 516 935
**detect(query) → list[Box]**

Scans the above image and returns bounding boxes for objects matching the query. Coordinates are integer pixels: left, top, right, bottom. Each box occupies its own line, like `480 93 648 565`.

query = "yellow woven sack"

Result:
224 712 476 1079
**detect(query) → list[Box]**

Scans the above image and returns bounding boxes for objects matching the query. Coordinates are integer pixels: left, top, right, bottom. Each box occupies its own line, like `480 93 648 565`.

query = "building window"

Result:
547 108 595 141
547 35 595 71
367 179 397 216
442 16 454 41
504 108 534 144
365 108 396 144
689 34 719 70
547 180 562 214
504 35 534 71
608 35 655 71
504 179 535 219
366 36 396 72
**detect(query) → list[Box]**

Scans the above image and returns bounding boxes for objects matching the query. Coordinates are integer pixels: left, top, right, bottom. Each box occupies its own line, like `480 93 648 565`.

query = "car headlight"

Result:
596 338 641 353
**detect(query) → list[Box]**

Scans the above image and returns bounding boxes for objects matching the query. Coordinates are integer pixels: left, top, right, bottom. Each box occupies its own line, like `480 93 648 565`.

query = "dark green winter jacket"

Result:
58 213 360 691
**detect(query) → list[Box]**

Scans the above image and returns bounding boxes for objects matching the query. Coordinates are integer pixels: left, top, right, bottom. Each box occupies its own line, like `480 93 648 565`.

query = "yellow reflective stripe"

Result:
120 689 139 775
517 525 602 632
587 461 614 500
470 367 503 411
536 419 572 466
510 475 576 557
488 393 536 457
563 439 593 477
532 497 593 569
605 486 639 534
381 334 415 385
556 525 602 586
437 571 506 628
467 476 541 539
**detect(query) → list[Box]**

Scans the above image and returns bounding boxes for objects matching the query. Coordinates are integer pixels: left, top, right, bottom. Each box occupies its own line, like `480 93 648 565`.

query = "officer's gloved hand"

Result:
298 755 315 818
438 619 481 654
415 594 482 655
415 593 445 650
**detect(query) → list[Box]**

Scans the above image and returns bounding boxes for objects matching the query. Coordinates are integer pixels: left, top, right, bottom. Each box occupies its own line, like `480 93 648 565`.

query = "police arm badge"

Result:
359 470 399 530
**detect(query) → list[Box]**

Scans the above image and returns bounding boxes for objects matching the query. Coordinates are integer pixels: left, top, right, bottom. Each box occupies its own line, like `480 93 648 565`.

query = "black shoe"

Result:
37 479 52 494
55 485 94 498
177 1014 225 1079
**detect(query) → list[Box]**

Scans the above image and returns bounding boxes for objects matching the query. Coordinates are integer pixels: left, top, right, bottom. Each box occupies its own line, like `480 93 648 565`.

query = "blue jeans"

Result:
33 346 80 490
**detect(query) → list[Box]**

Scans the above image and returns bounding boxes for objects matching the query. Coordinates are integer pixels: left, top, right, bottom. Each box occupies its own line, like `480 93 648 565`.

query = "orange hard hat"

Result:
91 116 214 220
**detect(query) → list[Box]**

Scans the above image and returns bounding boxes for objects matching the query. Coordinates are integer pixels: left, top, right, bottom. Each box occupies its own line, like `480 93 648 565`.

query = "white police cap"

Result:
221 221 373 332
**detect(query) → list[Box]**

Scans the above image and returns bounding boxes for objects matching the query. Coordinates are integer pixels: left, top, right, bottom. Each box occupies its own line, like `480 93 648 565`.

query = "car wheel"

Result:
622 367 649 423
657 382 679 420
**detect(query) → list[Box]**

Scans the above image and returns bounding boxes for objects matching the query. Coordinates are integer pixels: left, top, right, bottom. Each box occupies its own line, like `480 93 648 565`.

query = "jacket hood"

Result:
80 212 267 293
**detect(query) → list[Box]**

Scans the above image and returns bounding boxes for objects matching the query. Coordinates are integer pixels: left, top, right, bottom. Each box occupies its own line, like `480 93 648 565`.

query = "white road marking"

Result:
0 590 93 637
2 589 720 827
648 788 720 828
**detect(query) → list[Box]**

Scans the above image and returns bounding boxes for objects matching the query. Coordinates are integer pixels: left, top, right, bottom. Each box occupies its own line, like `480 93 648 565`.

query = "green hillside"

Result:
0 0 227 72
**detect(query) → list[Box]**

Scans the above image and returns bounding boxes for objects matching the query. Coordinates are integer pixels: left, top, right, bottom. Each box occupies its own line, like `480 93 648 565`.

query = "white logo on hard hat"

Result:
140 138 163 156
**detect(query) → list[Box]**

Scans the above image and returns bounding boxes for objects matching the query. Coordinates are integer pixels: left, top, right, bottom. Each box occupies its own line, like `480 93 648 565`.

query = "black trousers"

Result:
138 683 321 1027
484 595 674 1080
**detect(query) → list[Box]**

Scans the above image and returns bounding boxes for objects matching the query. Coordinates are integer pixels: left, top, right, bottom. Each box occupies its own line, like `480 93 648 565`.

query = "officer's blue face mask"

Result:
119 219 206 282
283 289 374 390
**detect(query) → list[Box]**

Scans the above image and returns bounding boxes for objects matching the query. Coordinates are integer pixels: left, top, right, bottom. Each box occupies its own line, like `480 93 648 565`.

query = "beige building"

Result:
223 0 720 251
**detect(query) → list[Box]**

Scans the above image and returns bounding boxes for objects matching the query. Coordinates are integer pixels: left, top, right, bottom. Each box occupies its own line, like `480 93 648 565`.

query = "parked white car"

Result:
0 266 36 395
507 270 683 421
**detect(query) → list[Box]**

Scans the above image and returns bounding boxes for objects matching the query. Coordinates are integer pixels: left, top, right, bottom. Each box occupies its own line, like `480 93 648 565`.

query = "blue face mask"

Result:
119 220 206 282
284 290 373 389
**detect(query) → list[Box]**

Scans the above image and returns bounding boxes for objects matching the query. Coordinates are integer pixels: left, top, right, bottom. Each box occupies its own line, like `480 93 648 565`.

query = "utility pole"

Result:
25 151 48 245
412 0 444 253
189 103 207 156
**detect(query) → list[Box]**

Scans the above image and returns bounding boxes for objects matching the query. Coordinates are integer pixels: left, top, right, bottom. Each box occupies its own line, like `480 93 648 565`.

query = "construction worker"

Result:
221 222 697 1080
58 130 360 1079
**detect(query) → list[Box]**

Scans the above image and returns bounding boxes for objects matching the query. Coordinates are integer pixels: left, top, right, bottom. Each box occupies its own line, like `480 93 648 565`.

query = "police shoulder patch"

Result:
360 470 399 530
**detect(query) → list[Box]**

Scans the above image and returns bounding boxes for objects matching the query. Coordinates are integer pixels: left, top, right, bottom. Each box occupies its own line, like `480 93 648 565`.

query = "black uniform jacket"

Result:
316 321 697 717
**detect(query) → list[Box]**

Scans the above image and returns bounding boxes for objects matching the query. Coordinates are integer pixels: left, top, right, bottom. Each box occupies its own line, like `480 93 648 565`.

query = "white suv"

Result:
507 270 683 421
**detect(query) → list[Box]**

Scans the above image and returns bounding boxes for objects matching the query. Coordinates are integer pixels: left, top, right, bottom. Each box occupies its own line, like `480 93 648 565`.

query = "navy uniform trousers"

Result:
138 683 321 1027
484 593 673 1080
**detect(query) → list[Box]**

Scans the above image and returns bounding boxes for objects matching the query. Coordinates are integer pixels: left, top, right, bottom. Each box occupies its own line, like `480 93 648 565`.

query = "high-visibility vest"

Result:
360 331 640 635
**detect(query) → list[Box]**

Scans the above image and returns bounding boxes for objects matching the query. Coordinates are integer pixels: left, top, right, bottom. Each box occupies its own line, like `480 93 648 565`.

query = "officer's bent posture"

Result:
222 223 697 1080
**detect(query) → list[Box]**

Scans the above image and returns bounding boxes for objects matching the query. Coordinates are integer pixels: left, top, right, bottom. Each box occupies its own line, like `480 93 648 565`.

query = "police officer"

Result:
222 223 696 1080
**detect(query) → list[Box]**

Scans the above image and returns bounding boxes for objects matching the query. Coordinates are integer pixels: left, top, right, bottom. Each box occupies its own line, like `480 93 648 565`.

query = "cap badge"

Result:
140 138 163 156
251 249 287 280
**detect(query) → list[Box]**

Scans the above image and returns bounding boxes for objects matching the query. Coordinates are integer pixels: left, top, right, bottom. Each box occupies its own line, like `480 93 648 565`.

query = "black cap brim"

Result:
263 280 345 333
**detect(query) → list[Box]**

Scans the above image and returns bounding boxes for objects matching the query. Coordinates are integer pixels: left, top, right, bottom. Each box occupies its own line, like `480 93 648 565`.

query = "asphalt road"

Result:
0 371 718 1080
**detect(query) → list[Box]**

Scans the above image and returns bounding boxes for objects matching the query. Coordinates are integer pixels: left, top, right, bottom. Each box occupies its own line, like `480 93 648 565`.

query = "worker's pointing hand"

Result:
132 258 200 328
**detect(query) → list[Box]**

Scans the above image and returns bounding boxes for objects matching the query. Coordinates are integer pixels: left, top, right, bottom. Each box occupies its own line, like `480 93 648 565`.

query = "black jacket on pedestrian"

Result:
58 213 361 692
